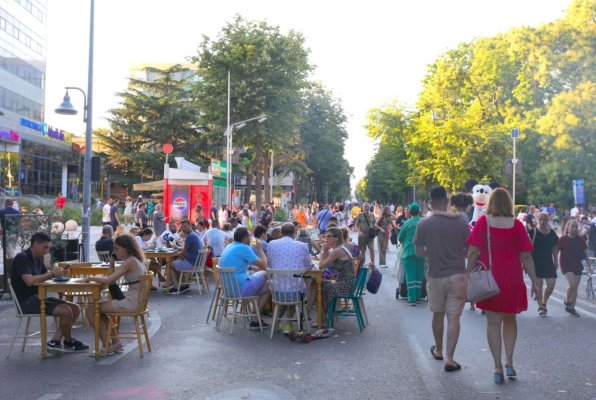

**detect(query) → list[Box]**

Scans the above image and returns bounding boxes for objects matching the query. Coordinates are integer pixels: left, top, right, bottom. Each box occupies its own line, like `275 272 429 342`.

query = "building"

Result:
0 0 81 198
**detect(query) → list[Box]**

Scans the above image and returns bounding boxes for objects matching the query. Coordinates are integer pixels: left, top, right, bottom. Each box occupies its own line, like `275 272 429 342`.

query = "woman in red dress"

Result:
467 188 538 383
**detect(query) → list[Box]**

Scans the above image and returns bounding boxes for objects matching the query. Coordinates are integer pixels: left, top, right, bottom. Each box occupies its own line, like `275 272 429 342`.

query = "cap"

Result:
138 195 143 198
408 202 421 213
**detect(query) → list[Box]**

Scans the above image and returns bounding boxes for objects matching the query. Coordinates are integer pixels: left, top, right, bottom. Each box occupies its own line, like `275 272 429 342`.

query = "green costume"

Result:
398 215 425 303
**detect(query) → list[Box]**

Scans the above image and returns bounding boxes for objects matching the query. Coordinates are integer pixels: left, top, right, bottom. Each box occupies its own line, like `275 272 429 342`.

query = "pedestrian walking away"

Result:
528 212 559 316
398 203 425 305
414 186 470 372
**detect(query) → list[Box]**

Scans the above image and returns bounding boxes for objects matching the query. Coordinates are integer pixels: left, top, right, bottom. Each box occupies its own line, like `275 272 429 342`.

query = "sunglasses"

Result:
325 234 336 238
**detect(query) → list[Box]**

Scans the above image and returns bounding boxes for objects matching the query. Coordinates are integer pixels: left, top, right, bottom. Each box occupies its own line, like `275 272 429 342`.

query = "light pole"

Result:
511 128 520 206
55 0 94 261
225 115 267 206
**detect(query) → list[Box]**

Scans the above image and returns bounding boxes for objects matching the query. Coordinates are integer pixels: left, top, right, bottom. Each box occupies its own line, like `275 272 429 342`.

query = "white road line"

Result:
98 311 161 365
36 394 63 400
524 281 596 318
408 334 443 398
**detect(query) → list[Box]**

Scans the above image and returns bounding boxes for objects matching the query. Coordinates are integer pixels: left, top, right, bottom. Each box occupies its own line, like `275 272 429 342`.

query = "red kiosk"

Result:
162 157 212 223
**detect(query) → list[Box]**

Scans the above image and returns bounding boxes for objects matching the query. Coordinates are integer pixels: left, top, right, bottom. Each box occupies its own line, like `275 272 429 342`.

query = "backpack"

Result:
366 264 382 294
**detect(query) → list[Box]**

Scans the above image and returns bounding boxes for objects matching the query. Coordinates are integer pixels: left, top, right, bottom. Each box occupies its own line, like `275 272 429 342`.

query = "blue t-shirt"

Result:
184 231 204 266
317 209 333 230
219 241 259 286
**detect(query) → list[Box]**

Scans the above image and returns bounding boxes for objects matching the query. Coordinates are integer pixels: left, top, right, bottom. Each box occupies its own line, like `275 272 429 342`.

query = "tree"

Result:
192 16 312 212
98 65 205 184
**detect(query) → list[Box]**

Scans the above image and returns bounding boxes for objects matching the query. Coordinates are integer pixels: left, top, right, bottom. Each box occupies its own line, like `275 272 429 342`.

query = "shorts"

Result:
427 273 467 315
173 259 194 271
358 235 375 251
240 270 268 297
562 269 583 277
20 296 67 315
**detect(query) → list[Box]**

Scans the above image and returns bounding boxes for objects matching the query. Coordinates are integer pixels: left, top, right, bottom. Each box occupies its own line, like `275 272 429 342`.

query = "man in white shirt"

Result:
203 219 227 257
267 223 313 328
102 199 112 225
158 221 180 247
570 205 579 219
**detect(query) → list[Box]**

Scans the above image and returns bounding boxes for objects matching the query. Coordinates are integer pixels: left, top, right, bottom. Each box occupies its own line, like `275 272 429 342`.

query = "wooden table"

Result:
144 250 178 288
37 280 107 358
305 269 323 328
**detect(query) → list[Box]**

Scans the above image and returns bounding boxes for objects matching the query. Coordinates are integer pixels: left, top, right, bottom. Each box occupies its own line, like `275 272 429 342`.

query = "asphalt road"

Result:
0 231 595 400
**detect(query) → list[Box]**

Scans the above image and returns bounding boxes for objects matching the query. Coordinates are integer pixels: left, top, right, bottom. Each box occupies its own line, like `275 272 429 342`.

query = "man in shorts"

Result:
10 232 89 352
356 202 376 264
414 186 470 372
219 227 270 330
168 219 204 294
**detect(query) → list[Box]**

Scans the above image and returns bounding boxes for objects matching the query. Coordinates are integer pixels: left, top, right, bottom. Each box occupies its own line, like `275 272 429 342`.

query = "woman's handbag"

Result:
467 216 500 303
109 284 125 301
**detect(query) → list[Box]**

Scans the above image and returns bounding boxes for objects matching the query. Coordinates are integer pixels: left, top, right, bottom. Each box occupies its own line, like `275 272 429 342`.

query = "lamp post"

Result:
55 0 94 261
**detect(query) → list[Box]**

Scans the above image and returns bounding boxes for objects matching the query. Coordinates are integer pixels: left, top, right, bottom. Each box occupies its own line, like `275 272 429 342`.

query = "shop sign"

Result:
210 159 228 178
20 118 66 141
0 128 19 142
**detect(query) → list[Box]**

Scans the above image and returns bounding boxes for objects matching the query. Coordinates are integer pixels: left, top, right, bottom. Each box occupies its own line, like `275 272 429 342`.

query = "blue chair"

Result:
326 265 369 332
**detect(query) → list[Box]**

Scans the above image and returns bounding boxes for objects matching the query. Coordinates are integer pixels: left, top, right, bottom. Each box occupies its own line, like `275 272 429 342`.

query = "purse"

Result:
109 284 125 300
467 216 500 303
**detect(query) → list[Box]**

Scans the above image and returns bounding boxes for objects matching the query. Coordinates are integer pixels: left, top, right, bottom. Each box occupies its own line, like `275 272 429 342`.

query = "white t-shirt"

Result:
203 228 227 257
570 207 579 218
102 203 111 223
158 229 179 245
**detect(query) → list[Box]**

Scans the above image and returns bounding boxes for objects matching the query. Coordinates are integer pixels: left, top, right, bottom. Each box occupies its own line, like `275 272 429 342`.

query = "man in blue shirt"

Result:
219 227 269 329
169 219 204 294
316 204 333 234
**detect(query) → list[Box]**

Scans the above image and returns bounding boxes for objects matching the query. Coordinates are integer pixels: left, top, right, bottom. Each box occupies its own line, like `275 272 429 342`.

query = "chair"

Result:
176 249 209 294
268 269 310 339
215 266 262 334
205 258 222 323
6 280 55 358
326 266 369 332
104 273 153 357
96 250 111 263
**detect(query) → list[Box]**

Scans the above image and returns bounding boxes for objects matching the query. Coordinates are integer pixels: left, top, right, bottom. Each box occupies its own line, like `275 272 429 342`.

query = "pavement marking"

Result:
98 311 161 366
408 334 443 397
36 394 63 400
525 281 596 319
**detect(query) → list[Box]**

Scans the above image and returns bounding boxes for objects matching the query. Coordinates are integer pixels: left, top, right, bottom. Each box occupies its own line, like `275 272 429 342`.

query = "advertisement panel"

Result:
169 185 190 222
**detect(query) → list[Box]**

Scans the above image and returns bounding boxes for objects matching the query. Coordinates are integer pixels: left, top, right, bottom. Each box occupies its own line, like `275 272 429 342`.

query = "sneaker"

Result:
63 338 89 352
380 265 388 268
569 308 580 317
179 285 190 294
282 324 293 335
249 320 270 330
46 340 62 352
565 305 573 314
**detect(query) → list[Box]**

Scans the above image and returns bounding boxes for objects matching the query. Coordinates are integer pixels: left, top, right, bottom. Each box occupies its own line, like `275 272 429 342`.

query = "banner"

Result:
169 185 190 222
572 179 584 205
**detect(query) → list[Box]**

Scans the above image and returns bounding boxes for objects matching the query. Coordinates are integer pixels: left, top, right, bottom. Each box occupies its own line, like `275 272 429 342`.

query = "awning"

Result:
133 180 163 192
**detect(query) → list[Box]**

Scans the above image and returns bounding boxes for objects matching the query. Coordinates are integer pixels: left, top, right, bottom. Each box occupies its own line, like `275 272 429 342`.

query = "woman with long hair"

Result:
83 234 147 354
528 212 559 316
467 188 538 383
555 220 593 317
319 226 356 313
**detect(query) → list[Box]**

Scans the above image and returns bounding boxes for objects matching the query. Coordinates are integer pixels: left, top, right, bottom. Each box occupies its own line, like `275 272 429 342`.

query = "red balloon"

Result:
162 143 173 154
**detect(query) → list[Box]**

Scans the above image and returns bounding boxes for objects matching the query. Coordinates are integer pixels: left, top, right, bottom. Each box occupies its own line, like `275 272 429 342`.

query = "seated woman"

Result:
318 226 356 313
83 234 147 354
134 227 166 288
296 228 321 255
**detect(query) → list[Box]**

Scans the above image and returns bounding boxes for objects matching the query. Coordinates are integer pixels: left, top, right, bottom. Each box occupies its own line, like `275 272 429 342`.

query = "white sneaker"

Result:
380 265 388 268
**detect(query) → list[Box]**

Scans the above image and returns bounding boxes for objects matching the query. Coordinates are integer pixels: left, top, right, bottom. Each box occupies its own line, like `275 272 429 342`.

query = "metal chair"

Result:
268 269 310 338
326 266 369 332
215 266 262 334
176 249 209 294
104 273 153 357
6 280 55 358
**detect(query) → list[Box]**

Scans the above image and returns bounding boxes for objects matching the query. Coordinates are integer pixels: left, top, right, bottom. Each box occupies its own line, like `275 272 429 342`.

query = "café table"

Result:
144 249 178 288
305 268 323 328
37 279 107 359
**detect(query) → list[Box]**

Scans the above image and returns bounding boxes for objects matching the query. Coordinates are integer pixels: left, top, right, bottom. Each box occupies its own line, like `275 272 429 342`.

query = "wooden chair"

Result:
6 280 56 358
205 257 221 323
96 250 111 263
104 273 153 357
176 249 209 294
215 267 262 334
268 269 310 339
326 266 369 332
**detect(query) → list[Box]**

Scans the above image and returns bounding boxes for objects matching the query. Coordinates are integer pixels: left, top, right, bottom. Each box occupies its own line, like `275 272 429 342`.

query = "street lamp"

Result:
225 115 267 206
55 0 94 261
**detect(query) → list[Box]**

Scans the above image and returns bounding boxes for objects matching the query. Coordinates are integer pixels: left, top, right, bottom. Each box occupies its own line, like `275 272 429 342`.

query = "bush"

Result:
273 207 288 222
90 207 103 226
61 205 83 225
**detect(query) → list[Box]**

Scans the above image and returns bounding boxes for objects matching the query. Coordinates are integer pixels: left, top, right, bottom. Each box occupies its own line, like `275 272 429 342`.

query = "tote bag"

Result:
467 216 500 303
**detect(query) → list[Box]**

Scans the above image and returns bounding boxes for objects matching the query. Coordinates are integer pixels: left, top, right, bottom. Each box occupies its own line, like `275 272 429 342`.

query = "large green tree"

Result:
98 65 205 185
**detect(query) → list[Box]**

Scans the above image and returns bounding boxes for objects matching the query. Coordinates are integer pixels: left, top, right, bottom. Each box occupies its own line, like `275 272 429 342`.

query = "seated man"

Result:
219 227 270 330
202 219 226 257
251 225 269 256
158 221 180 247
267 223 313 331
268 226 282 243
10 232 89 352
95 225 114 255
168 219 204 294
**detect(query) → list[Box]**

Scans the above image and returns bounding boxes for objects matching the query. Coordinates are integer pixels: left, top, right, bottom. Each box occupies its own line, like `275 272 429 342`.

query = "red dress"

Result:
467 216 533 314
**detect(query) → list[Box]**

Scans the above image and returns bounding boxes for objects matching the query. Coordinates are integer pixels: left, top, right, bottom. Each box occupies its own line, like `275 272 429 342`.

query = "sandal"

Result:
538 306 546 316
444 361 461 372
430 345 443 360
494 372 504 383
505 365 517 378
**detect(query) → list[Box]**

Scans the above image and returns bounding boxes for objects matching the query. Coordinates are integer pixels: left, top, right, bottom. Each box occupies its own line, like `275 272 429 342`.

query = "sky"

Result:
44 0 571 193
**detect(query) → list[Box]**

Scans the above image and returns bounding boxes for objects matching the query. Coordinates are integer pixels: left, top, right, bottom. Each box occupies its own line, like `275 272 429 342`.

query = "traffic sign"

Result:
511 129 520 139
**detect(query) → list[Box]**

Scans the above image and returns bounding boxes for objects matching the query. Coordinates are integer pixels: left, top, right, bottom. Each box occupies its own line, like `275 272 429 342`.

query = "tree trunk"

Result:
264 151 271 204
244 162 255 206
294 171 302 204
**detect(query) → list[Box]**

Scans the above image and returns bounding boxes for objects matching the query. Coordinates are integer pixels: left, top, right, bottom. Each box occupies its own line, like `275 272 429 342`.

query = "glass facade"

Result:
19 140 80 196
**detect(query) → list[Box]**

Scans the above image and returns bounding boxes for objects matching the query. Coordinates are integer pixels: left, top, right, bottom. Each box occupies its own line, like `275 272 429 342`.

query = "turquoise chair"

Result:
326 265 369 332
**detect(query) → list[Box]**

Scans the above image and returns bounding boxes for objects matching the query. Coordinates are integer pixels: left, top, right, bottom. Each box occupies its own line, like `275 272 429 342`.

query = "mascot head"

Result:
464 179 500 224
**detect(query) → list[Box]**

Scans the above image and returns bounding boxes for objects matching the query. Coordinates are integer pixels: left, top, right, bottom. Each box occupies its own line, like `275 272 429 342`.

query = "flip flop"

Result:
430 345 443 360
444 361 461 372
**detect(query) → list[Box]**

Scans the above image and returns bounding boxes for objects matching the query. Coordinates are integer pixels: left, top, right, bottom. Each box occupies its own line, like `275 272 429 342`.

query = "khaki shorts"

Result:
358 235 375 251
427 273 467 315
